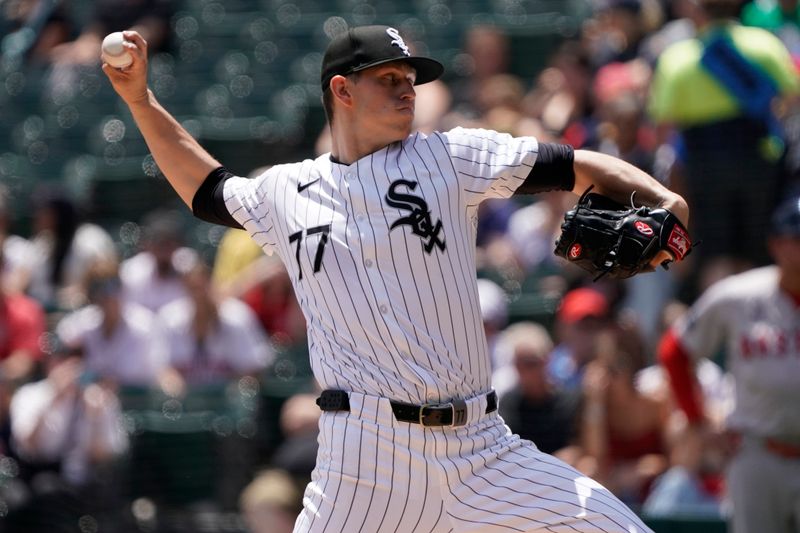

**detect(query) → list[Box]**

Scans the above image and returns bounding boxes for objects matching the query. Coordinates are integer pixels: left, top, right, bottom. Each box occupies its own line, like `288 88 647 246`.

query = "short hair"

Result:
321 71 362 126
322 86 334 125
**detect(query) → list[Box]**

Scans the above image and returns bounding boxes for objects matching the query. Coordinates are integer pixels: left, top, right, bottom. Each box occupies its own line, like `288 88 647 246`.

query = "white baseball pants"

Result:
294 391 652 532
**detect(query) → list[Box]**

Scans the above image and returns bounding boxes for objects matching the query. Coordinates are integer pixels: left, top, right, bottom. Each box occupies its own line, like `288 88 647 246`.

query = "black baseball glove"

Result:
553 187 693 280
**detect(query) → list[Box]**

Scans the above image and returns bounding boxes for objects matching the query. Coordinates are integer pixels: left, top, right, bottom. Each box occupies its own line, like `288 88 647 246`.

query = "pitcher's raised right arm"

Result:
102 30 221 208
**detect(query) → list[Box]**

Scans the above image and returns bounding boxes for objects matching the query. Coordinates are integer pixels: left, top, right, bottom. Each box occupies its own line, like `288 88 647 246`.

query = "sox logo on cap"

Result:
386 27 411 56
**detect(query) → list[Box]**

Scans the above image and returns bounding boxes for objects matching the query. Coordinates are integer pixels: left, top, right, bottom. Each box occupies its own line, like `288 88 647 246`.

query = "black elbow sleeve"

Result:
515 142 576 195
191 166 243 229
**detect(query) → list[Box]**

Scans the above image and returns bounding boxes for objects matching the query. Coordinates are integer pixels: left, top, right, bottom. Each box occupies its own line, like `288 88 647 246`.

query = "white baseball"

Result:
101 32 133 69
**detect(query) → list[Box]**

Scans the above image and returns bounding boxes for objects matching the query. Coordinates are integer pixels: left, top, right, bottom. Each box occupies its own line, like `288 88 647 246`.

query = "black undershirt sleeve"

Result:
191 166 243 229
514 142 576 195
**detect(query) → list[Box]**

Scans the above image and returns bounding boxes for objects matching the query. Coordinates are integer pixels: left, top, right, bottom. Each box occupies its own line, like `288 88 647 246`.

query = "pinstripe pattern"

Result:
294 392 651 532
223 128 536 403
223 128 652 532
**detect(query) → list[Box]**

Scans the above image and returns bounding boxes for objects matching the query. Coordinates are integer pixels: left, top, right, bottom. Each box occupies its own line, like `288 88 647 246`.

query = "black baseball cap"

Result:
320 25 444 91
771 192 800 237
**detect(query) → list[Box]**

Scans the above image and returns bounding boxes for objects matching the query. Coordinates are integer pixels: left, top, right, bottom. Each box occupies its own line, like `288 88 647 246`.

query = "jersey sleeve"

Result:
672 279 733 361
441 127 539 201
222 168 278 255
659 278 739 426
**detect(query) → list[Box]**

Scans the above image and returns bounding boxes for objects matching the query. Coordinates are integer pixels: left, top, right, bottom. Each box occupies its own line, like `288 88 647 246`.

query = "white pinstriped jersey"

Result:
674 266 800 440
224 127 538 404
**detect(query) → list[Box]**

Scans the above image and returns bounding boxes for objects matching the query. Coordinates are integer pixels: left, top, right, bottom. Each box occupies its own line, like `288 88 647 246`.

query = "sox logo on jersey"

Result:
385 179 445 253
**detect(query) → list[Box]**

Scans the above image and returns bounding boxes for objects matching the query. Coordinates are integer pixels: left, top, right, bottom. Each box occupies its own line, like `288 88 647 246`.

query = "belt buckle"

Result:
419 399 468 427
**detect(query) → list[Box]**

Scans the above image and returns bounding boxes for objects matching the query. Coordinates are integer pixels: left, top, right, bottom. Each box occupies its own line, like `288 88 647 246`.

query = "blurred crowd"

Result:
1 0 800 532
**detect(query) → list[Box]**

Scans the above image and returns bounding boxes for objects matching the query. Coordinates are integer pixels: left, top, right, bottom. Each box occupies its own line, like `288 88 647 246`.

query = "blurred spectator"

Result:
640 0 708 65
24 186 117 311
583 0 663 68
448 25 511 120
641 414 727 519
638 300 729 519
474 198 526 281
548 287 614 391
120 209 191 313
658 190 800 532
0 272 42 485
592 64 655 170
575 329 671 505
641 439 727 518
239 468 302 533
649 0 800 287
745 0 800 190
472 73 528 132
212 228 265 294
506 191 574 275
742 0 800 56
55 260 174 391
0 281 45 384
5 347 126 532
522 40 595 144
9 351 127 481
235 255 306 348
497 322 581 455
159 258 273 388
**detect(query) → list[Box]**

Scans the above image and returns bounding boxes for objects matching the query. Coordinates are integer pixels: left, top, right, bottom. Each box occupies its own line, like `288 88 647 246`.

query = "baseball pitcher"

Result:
103 24 690 532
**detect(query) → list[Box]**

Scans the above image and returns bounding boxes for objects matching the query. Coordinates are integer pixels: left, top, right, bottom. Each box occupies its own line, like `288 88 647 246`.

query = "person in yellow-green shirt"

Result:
649 0 800 288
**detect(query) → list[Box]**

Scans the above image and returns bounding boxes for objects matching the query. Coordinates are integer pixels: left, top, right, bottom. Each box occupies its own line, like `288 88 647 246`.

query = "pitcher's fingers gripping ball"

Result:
101 32 133 69
554 186 694 280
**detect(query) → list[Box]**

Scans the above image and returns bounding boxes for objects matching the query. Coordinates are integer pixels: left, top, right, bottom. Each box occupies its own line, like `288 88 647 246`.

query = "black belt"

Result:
316 390 498 427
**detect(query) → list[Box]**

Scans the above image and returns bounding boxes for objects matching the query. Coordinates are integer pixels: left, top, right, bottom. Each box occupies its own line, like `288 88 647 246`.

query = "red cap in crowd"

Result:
556 288 609 324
